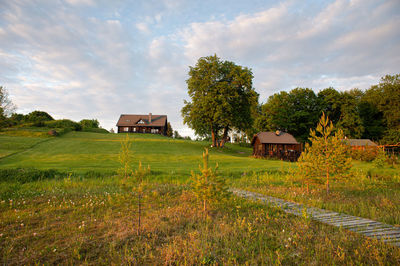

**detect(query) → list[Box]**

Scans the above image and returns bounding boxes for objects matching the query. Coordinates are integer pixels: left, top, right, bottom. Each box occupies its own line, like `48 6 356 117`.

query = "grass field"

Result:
0 131 286 176
1 130 400 263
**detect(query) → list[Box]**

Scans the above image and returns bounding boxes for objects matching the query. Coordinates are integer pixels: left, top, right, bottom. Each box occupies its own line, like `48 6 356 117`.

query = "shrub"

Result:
25 111 54 123
79 119 99 129
0 168 62 183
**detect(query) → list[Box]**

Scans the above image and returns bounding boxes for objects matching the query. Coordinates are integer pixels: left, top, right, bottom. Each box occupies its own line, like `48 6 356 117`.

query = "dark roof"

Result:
252 131 299 145
345 139 377 147
116 114 167 127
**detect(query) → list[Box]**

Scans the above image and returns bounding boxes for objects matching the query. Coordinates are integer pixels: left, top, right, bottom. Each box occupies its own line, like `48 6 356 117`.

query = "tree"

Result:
166 122 173 137
0 86 16 128
256 88 320 143
173 130 182 139
118 134 132 179
366 74 400 129
318 87 342 125
191 148 229 214
182 55 258 147
336 91 364 138
297 113 352 195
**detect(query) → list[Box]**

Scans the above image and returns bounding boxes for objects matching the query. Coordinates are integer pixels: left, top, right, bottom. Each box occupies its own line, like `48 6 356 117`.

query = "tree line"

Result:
182 55 400 145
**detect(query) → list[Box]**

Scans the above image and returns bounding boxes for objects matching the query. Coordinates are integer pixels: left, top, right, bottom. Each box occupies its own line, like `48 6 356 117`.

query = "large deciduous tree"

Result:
182 55 258 147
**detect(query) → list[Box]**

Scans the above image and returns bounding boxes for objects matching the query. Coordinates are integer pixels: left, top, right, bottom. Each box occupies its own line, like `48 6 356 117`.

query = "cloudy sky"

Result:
1 0 399 136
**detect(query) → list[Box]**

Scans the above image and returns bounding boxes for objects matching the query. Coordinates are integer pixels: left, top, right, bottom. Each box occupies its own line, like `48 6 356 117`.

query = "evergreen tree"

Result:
297 113 352 195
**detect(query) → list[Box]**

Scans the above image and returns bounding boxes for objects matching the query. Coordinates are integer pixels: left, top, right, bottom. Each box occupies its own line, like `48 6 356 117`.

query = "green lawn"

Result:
0 131 288 177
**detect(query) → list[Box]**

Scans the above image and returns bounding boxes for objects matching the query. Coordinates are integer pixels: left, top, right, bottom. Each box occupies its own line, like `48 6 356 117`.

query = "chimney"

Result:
149 113 152 123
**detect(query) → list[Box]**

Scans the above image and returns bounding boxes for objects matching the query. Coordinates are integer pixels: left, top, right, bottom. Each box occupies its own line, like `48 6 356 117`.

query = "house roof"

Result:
252 131 299 145
344 139 377 147
116 114 167 127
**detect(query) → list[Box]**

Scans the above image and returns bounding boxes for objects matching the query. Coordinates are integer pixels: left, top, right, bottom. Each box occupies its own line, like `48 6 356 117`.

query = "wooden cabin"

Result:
251 131 302 161
344 139 377 150
116 113 168 135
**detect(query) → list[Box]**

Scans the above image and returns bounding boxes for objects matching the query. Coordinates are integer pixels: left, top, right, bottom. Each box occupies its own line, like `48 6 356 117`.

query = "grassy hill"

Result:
0 131 288 177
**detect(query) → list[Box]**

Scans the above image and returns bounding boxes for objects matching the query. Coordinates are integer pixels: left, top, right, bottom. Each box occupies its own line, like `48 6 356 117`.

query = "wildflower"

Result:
0 233 3 237
20 223 24 227
33 233 37 236
53 248 57 252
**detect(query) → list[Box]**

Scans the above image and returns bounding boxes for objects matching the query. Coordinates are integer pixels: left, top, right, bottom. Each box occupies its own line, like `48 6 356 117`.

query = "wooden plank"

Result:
231 189 400 248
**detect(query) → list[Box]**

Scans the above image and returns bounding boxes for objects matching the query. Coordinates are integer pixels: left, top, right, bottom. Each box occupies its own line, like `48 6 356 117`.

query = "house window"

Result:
124 127 129 132
133 128 137 132
151 128 159 134
138 120 144 124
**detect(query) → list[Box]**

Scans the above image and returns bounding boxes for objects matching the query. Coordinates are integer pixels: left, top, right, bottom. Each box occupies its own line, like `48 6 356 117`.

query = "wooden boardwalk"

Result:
232 189 400 247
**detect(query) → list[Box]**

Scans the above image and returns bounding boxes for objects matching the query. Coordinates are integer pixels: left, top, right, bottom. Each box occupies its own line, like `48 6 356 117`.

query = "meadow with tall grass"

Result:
1 130 400 264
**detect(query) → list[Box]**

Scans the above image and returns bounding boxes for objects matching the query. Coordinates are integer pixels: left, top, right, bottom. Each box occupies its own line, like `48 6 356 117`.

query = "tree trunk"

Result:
326 172 330 196
137 192 141 236
211 130 217 147
220 126 229 148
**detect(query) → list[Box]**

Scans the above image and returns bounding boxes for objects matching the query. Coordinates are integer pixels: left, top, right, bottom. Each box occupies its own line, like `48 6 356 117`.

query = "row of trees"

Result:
182 55 399 145
254 74 400 143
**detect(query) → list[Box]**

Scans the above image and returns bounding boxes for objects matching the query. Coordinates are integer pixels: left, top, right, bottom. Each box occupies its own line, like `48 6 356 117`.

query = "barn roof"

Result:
344 139 377 147
116 114 167 127
251 131 299 145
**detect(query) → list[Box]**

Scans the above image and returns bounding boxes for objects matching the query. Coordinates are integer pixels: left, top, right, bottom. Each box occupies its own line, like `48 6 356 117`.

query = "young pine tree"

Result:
297 113 352 195
191 148 230 214
118 134 132 179
132 161 150 236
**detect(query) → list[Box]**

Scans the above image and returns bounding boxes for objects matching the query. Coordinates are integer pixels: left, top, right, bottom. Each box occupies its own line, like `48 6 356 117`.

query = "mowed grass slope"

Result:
0 131 286 176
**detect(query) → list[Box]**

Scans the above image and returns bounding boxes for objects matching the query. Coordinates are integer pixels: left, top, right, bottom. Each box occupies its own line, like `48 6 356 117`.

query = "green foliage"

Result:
182 55 258 147
0 168 62 183
350 146 378 162
45 119 82 131
26 111 54 123
298 113 352 194
381 128 400 145
118 134 132 179
366 74 400 129
257 88 321 143
173 130 182 139
191 148 230 213
79 119 99 129
373 148 387 168
166 122 173 137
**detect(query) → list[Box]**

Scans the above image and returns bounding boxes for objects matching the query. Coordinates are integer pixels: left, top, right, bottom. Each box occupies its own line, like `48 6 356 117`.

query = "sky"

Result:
1 0 399 136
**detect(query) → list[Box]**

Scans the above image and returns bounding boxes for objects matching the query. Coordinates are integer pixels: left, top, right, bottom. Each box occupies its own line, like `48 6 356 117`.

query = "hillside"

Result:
0 131 289 177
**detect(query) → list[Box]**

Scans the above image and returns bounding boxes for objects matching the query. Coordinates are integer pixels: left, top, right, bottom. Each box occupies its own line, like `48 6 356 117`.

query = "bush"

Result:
45 119 82 131
79 119 99 129
0 168 62 183
25 111 54 123
350 147 378 162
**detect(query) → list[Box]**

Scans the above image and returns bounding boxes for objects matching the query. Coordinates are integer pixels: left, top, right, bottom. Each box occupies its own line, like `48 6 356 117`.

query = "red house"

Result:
116 113 168 135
